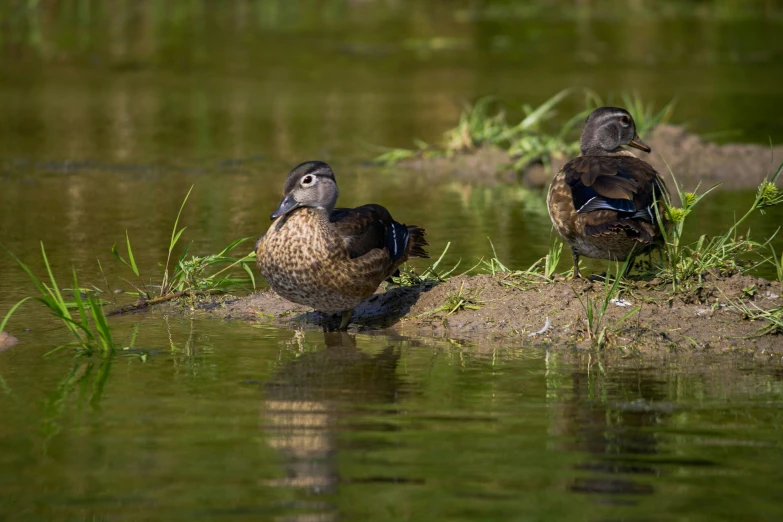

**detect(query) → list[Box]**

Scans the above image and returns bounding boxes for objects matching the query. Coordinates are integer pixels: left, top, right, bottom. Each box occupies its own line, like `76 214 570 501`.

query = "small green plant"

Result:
543 237 565 280
4 243 117 357
654 160 783 292
373 90 577 171
575 258 640 348
391 242 459 287
373 140 431 167
426 282 485 316
480 238 511 275
111 187 257 307
372 89 675 174
770 246 783 283
721 294 783 336
499 236 566 289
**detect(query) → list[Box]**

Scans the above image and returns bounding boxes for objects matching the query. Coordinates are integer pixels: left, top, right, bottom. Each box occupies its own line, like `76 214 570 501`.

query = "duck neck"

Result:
581 146 637 158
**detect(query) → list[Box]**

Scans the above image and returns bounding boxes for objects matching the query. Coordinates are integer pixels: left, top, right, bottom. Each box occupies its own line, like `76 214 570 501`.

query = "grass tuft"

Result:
653 159 783 292
3 242 117 357
391 242 459 287
111 188 257 307
373 89 674 175
426 282 485 316
575 258 639 349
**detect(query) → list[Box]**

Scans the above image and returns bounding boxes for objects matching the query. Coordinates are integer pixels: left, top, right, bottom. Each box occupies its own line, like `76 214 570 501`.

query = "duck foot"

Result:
339 309 353 331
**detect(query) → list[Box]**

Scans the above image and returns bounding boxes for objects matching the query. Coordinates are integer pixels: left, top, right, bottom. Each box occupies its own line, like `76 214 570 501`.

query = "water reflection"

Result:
560 368 665 502
262 332 402 503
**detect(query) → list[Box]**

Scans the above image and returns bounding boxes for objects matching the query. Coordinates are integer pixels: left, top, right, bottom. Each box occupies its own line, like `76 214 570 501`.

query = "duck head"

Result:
271 161 339 220
580 107 651 156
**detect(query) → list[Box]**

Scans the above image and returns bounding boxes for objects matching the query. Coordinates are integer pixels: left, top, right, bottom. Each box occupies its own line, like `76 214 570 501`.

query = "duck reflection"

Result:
262 332 401 497
550 365 674 503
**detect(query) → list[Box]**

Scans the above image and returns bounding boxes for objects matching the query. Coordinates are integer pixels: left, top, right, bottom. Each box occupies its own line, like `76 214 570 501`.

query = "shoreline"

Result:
153 272 783 357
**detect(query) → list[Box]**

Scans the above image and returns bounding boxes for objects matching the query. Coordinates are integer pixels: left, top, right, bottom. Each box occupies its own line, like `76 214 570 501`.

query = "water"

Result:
2 324 783 520
2 1 783 519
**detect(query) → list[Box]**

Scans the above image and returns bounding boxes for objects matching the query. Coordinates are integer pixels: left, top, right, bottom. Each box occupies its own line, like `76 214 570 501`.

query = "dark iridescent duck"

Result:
256 161 429 329
547 107 670 279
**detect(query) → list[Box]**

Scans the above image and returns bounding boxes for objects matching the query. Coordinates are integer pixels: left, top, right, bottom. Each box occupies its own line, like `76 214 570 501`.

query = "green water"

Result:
2 1 783 519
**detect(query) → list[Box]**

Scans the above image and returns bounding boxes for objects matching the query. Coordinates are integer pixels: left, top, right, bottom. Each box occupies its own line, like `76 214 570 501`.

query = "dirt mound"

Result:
395 125 783 191
157 272 783 356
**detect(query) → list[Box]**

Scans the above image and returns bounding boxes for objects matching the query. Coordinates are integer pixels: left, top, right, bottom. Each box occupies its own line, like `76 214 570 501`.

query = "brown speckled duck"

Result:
256 161 429 329
547 107 669 279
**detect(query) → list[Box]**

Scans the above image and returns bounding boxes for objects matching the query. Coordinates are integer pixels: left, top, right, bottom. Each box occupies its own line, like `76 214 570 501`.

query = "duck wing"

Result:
330 204 417 262
563 155 669 239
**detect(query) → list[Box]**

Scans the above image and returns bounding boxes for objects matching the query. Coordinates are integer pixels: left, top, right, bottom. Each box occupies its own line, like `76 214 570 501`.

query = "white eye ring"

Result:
301 175 316 187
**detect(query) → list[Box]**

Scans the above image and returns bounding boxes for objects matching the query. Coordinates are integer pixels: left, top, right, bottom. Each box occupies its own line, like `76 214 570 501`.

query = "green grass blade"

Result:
171 227 187 251
125 230 139 277
518 88 571 130
215 237 248 257
241 262 257 290
71 268 93 341
40 242 67 307
1 297 31 334
87 293 114 355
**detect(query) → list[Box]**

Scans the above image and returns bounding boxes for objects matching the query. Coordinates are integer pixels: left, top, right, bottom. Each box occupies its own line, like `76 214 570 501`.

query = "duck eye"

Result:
619 115 631 127
301 175 314 186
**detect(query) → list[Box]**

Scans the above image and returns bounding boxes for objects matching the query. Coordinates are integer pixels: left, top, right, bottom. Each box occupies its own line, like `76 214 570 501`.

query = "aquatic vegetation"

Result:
110 186 257 312
4 243 116 357
653 160 783 292
373 90 674 174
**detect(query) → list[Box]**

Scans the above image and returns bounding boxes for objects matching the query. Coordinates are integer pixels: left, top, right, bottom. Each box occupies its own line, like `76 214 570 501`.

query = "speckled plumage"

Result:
547 108 669 278
256 161 428 325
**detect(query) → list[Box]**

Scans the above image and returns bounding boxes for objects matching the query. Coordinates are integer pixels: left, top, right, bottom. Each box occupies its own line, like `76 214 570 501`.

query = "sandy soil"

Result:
154 272 783 357
395 125 783 191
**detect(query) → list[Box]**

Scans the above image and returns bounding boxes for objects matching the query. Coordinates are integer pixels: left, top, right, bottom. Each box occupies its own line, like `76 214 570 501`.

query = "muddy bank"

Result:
156 272 783 356
394 125 783 190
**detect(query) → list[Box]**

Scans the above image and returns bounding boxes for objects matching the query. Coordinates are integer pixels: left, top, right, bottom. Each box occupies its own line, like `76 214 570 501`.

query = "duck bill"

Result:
628 135 651 153
270 194 301 220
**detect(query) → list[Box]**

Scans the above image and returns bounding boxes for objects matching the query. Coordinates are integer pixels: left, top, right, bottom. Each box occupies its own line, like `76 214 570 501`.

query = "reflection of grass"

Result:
43 358 113 448
373 90 674 174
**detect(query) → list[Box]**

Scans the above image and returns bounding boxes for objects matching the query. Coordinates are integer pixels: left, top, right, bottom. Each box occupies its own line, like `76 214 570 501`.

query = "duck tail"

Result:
406 225 430 259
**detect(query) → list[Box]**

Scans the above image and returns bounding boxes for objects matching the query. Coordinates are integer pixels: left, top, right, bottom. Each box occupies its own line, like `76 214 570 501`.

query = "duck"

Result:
256 161 429 329
547 107 669 279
